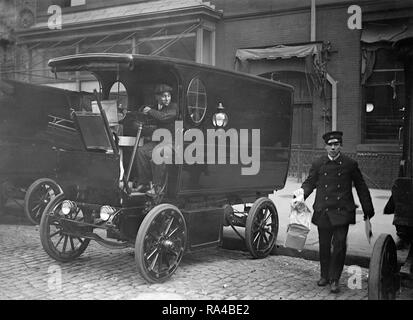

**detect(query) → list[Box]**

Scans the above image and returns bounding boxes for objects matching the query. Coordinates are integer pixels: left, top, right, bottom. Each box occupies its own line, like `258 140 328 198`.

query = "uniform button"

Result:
337 197 340 200
338 208 340 211
338 173 341 176
325 185 328 188
325 196 328 200
337 184 340 188
324 172 327 176
326 208 329 211
339 162 342 165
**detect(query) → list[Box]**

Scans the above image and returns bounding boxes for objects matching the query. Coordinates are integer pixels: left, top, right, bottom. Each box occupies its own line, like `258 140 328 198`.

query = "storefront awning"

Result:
235 43 321 61
235 42 328 99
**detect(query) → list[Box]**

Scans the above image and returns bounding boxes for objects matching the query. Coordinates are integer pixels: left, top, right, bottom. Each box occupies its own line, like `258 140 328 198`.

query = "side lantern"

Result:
212 102 228 128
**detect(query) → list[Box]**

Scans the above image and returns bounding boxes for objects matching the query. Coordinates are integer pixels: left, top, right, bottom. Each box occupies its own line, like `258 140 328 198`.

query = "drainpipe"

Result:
311 1 337 131
311 0 316 42
326 73 338 130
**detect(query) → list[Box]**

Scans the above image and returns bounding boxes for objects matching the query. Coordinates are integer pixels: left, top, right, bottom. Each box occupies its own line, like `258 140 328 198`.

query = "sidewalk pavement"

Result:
223 177 397 268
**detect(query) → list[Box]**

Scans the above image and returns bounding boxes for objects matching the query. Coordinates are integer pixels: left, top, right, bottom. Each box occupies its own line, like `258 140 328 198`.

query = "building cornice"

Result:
16 2 222 44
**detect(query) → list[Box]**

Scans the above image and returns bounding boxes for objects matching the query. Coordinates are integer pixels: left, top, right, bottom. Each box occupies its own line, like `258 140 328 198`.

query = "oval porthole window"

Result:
187 77 207 124
109 81 128 108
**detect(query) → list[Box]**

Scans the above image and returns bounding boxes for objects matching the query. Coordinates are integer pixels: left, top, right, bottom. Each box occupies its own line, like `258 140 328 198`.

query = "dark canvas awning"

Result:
361 23 413 84
235 43 321 61
361 23 413 44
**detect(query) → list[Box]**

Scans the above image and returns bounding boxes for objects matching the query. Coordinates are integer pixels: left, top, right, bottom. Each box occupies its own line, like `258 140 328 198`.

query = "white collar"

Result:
328 153 341 161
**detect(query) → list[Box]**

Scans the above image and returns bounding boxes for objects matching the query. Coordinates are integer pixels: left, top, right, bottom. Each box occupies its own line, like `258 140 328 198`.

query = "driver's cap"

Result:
154 84 172 94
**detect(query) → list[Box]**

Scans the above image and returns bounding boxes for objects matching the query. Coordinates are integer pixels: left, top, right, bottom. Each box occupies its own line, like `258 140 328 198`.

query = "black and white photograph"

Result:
1 0 413 309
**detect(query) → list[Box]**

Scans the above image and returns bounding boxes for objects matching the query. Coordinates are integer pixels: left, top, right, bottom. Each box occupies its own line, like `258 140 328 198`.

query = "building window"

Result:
363 48 405 142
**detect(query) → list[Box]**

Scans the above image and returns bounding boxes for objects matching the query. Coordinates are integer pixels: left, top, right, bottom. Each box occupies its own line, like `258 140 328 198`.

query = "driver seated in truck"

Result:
134 84 177 196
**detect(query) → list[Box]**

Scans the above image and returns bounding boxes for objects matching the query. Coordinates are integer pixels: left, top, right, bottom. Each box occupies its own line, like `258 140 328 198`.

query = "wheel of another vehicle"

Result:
135 204 187 283
245 197 279 259
40 193 90 262
24 178 62 225
0 180 11 211
0 182 6 212
368 234 399 300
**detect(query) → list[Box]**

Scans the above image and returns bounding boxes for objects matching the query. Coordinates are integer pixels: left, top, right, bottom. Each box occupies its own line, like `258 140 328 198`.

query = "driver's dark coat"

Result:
123 103 177 139
301 154 375 226
145 103 178 138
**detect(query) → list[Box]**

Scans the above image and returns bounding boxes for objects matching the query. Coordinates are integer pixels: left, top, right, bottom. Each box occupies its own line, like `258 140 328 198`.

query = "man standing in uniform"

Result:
293 131 374 293
134 84 177 196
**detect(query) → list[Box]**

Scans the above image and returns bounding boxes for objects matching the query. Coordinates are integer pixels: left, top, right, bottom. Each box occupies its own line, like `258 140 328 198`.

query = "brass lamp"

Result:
212 103 228 128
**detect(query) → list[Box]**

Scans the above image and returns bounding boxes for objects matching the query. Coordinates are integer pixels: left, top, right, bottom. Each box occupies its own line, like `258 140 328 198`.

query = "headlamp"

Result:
100 205 116 221
61 200 76 215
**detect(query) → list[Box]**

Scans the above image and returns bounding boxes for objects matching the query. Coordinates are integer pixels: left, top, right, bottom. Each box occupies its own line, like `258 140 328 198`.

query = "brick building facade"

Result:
4 0 413 188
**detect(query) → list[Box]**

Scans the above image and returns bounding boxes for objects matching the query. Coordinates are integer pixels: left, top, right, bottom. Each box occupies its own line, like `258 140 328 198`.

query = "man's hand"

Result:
142 106 151 114
293 188 304 202
364 217 373 244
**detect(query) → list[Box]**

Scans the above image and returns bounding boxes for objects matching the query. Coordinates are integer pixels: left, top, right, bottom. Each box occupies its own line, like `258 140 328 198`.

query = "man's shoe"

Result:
330 280 340 293
135 184 149 193
145 186 157 197
317 278 329 287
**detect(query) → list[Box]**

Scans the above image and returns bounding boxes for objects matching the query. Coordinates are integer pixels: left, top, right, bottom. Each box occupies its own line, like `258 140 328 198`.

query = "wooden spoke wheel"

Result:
24 178 62 225
368 234 399 300
245 197 279 259
135 204 187 283
40 193 91 262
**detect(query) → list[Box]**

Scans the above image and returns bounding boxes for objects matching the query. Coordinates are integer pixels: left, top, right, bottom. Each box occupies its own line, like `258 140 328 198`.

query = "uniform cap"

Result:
322 131 343 144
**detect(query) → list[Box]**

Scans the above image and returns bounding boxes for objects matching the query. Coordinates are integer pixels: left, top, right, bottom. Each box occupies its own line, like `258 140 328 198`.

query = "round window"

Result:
187 77 207 124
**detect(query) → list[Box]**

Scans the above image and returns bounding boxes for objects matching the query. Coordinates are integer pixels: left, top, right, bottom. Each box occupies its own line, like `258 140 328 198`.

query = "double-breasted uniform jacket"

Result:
301 153 375 227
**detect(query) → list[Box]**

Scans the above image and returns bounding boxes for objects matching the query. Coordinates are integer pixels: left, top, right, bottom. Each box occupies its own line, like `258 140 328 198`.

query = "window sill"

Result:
357 143 402 153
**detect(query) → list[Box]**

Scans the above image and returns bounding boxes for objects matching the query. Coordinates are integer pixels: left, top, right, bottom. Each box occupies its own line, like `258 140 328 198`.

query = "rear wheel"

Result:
135 204 187 283
368 234 399 300
40 193 90 262
245 197 279 258
24 178 62 225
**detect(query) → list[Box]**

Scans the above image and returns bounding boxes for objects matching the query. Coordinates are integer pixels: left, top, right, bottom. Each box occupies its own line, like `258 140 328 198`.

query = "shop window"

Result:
187 77 207 125
139 36 196 61
363 48 405 142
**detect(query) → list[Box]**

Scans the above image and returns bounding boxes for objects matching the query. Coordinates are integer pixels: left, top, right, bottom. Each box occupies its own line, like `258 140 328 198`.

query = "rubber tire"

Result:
368 233 398 300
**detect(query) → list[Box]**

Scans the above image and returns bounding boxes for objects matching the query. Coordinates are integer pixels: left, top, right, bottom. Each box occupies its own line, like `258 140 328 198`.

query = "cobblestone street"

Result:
1 224 412 300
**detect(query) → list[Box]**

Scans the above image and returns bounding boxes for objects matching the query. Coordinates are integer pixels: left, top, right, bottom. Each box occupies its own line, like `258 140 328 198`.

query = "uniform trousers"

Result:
317 213 349 281
136 141 171 186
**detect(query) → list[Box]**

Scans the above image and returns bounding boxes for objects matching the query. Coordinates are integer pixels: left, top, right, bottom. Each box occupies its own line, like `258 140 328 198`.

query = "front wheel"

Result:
245 197 279 258
135 204 187 283
40 193 90 262
24 178 62 225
